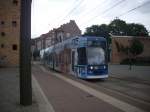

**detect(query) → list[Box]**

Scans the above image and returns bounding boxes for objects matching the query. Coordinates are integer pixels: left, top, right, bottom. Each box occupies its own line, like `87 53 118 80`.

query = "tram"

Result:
40 36 108 79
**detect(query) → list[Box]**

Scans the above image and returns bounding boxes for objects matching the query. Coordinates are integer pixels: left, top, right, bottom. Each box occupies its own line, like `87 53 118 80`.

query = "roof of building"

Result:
33 20 81 40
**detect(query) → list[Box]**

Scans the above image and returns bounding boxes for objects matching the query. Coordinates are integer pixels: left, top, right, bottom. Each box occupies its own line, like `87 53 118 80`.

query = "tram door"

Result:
72 51 75 71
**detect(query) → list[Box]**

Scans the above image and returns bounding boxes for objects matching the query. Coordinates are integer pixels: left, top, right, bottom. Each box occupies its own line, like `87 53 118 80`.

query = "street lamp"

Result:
20 0 32 106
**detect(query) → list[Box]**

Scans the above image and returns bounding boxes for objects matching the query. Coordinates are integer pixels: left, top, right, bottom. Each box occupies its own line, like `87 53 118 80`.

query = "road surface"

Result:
32 63 150 112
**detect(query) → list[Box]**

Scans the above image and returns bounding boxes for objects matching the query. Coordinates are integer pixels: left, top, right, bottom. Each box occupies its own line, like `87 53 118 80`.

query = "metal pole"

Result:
20 0 32 106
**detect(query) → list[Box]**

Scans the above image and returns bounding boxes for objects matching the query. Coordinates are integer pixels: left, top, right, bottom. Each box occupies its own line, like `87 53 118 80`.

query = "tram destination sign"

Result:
87 40 105 47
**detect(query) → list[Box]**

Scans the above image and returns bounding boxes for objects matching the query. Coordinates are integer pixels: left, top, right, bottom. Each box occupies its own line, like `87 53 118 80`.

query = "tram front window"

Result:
77 47 87 65
87 47 105 65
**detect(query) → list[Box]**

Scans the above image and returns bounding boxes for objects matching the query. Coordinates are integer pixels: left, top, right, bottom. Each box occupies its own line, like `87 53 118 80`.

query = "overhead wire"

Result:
56 0 85 26
117 0 150 17
79 0 126 27
74 0 106 20
53 0 150 33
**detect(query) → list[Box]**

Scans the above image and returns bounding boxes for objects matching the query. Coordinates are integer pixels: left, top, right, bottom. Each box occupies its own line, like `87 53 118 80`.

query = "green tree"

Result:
109 19 128 35
84 25 100 36
120 38 144 69
127 23 149 36
108 19 149 36
129 38 144 57
84 19 149 38
84 24 110 44
84 24 109 38
129 38 144 69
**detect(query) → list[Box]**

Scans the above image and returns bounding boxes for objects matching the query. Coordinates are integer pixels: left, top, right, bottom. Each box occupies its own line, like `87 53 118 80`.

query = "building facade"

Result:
111 35 150 64
32 20 81 51
0 0 20 66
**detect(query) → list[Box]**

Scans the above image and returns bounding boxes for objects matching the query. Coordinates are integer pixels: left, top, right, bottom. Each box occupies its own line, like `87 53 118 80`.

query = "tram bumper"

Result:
86 75 108 79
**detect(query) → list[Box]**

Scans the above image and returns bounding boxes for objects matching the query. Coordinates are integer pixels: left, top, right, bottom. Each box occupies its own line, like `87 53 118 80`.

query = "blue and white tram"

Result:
40 36 108 79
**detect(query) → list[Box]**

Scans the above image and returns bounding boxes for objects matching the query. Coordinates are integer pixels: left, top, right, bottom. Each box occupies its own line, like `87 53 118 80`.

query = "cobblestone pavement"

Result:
0 67 39 112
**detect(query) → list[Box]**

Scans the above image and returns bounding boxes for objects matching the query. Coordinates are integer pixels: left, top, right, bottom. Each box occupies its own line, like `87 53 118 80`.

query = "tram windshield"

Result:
86 47 105 65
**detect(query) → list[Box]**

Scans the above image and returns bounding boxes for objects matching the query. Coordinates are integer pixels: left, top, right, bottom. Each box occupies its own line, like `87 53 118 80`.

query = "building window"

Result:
59 36 62 42
66 33 70 38
12 0 18 5
12 44 17 50
1 32 5 36
1 44 4 48
12 21 17 27
1 21 5 25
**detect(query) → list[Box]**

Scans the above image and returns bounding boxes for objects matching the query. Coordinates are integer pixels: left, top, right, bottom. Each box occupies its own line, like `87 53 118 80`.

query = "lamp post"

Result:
20 0 32 106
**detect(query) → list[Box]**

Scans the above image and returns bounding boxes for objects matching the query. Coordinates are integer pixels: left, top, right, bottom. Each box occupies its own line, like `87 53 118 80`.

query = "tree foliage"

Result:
109 19 128 35
129 38 144 56
84 24 109 38
84 19 149 37
127 23 149 36
84 24 111 44
109 19 149 36
117 38 144 57
116 38 144 68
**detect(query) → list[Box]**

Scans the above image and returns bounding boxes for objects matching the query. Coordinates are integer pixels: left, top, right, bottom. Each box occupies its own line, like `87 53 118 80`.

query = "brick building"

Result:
0 0 20 66
32 20 81 51
111 35 150 64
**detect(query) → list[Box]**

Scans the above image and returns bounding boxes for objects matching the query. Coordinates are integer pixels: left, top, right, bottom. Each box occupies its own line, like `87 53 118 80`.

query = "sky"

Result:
31 0 150 38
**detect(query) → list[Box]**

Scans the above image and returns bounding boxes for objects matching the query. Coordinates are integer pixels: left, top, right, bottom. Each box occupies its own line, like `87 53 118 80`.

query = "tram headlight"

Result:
104 65 106 69
90 66 93 70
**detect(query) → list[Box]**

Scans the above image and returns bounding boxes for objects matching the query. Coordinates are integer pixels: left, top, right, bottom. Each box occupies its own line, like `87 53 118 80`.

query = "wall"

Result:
0 0 20 66
111 36 150 64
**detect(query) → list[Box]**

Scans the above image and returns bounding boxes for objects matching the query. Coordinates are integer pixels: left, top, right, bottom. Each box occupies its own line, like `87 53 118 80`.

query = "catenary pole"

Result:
20 0 32 106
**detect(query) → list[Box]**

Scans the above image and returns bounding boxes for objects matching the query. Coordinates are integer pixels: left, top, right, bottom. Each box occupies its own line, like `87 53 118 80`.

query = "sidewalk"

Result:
32 64 124 112
0 67 39 112
109 64 150 84
1 64 149 112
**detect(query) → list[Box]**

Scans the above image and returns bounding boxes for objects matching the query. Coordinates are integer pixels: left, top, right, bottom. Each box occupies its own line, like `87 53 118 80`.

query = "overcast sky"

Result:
31 0 150 38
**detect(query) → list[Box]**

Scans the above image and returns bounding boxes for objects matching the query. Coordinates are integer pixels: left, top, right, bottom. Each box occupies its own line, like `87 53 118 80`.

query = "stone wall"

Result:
0 0 20 67
111 36 150 64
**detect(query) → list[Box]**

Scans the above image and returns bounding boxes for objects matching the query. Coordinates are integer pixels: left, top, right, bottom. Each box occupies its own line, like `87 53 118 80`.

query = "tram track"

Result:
109 73 150 86
90 77 150 105
77 77 150 112
52 70 150 111
38 63 150 105
61 72 150 111
33 63 150 111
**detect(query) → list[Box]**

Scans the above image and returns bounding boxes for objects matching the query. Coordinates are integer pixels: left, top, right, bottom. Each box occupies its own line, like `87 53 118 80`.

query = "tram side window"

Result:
49 55 52 64
77 47 87 65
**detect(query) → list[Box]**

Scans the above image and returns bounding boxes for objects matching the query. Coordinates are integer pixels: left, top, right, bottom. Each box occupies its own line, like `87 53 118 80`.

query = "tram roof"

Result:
81 36 106 41
40 36 106 53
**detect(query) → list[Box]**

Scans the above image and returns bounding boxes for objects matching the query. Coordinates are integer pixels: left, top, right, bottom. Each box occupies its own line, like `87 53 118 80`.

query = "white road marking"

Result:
32 75 55 112
40 65 146 112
